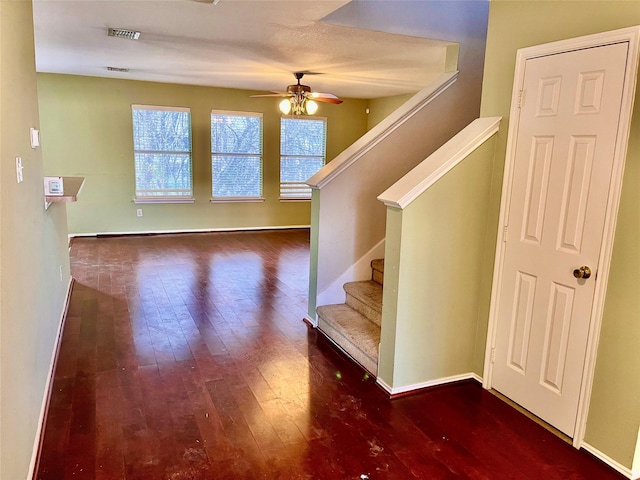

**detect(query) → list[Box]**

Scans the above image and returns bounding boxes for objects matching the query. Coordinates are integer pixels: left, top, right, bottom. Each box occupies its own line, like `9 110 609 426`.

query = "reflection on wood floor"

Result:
36 229 623 479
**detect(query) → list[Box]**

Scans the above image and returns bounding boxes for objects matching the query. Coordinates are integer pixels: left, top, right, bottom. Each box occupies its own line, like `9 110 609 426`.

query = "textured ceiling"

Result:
32 0 453 99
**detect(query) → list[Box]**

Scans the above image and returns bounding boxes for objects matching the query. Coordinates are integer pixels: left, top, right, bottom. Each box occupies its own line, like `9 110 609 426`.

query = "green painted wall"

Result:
379 138 497 387
480 0 640 469
36 74 368 235
0 2 72 478
307 188 321 320
366 94 414 130
379 207 402 384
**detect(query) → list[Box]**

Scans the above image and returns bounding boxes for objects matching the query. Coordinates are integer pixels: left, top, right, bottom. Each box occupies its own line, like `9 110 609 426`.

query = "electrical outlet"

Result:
136 208 143 217
59 265 63 281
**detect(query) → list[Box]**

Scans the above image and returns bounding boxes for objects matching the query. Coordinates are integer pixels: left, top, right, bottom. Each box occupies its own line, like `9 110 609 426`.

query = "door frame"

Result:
483 26 640 449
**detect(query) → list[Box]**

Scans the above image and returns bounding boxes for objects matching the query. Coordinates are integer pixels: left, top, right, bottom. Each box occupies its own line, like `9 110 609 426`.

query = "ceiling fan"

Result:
250 72 343 115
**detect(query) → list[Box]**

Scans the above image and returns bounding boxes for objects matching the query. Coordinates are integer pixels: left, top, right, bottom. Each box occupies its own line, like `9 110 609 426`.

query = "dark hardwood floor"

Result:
36 229 623 479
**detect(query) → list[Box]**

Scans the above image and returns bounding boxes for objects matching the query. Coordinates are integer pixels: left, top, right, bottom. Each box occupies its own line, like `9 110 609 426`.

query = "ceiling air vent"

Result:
107 28 141 40
107 66 130 72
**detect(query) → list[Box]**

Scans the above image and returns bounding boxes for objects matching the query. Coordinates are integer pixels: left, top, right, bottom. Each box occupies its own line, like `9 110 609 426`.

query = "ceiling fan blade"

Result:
309 92 340 100
250 93 291 98
250 73 344 107
313 97 343 105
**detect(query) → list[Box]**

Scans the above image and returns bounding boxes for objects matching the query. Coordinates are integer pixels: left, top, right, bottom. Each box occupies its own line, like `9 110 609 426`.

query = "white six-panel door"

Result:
491 42 629 437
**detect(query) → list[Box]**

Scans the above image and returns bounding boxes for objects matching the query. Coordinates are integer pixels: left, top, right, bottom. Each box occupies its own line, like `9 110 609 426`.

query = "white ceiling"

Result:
32 0 454 99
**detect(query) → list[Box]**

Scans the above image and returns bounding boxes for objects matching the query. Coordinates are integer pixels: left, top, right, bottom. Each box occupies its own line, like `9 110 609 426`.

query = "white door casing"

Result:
493 41 627 437
484 26 640 446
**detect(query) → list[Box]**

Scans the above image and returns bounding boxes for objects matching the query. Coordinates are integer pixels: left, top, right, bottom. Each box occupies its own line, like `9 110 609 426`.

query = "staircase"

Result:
317 259 384 376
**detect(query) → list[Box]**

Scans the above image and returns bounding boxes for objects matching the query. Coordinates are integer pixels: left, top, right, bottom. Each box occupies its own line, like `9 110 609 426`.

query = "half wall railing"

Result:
376 117 501 394
305 70 485 323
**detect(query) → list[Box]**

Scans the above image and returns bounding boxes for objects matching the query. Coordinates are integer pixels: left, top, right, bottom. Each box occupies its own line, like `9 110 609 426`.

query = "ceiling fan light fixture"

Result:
254 73 339 115
280 96 318 116
305 100 318 115
279 99 292 115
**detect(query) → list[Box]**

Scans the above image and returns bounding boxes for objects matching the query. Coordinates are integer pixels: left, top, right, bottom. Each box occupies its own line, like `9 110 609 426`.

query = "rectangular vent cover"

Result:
108 28 141 40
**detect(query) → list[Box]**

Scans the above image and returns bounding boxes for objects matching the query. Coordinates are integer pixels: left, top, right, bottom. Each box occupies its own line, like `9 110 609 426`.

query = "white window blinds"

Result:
280 117 326 199
211 110 263 200
132 105 193 199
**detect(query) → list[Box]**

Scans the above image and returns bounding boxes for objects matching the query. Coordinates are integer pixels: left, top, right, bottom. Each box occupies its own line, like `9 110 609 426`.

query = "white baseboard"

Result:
27 277 74 479
376 372 483 396
69 224 310 238
376 377 394 394
376 372 634 479
581 442 635 479
303 315 318 328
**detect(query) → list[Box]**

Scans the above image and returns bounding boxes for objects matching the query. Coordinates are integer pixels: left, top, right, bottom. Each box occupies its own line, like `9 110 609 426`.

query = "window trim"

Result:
132 104 191 113
210 109 264 202
279 115 327 201
132 104 194 203
134 197 195 205
209 197 265 204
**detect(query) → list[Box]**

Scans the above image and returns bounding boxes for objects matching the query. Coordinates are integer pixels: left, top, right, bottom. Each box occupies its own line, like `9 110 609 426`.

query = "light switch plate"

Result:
16 157 23 183
30 128 40 148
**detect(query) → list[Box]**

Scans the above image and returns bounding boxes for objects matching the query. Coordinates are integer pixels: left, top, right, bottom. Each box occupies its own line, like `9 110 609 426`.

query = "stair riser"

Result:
370 259 384 286
317 318 378 376
346 293 381 327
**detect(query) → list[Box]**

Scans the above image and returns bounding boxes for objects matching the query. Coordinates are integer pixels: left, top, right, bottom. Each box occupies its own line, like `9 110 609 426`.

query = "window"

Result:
280 117 327 200
132 105 193 202
211 111 263 201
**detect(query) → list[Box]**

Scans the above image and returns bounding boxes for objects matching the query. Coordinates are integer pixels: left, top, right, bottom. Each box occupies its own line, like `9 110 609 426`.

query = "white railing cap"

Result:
377 116 501 209
306 71 459 190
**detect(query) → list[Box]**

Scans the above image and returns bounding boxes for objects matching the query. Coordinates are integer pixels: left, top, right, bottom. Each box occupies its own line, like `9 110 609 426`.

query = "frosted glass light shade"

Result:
279 99 292 115
305 100 318 115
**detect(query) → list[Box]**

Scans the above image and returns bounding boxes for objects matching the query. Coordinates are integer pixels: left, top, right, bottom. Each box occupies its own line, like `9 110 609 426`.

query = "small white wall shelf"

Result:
45 176 85 209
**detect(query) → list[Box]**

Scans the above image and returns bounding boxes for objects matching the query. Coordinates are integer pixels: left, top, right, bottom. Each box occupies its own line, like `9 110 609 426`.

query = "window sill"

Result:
279 197 311 202
210 197 265 203
134 197 195 204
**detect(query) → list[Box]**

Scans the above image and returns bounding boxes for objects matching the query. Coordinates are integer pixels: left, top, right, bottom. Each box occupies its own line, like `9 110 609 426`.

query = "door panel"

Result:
557 135 595 253
540 281 574 394
492 42 629 436
507 272 536 374
522 136 553 245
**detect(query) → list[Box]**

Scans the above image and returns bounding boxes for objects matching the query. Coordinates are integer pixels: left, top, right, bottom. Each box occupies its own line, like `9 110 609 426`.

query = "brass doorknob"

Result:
573 266 592 279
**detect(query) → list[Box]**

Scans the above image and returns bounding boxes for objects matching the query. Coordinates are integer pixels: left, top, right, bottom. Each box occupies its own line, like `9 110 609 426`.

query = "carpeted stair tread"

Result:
317 304 380 375
344 281 382 312
344 280 382 326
